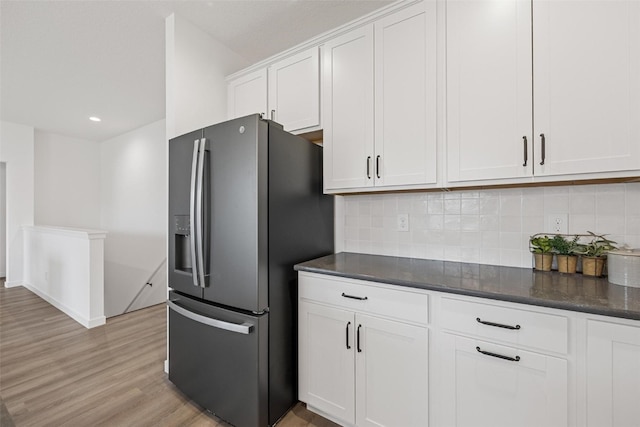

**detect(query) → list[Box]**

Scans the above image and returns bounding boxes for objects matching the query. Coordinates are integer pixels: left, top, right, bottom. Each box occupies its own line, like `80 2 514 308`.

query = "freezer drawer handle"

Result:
168 300 253 335
341 293 368 301
476 317 521 330
476 346 520 362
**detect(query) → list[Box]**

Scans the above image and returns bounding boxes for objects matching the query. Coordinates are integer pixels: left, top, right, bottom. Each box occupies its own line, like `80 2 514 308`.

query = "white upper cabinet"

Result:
227 68 268 120
533 0 640 177
324 1 437 192
227 47 321 133
323 25 375 190
446 0 533 182
268 46 321 133
374 2 437 187
446 0 640 184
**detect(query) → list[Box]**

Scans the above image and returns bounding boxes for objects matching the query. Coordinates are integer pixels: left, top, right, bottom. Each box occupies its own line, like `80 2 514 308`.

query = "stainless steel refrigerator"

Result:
167 114 334 427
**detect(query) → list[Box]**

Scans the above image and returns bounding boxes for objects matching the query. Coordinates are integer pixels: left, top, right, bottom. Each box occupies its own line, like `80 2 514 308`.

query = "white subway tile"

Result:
461 215 480 231
596 192 625 215
427 214 444 230
595 215 625 235
499 232 522 250
569 214 596 234
445 199 461 215
500 195 522 216
500 215 522 233
461 199 480 215
480 196 500 215
481 231 501 248
500 249 524 267
522 215 544 234
480 215 500 231
428 198 444 214
444 215 461 231
543 194 570 214
461 231 481 247
522 194 545 216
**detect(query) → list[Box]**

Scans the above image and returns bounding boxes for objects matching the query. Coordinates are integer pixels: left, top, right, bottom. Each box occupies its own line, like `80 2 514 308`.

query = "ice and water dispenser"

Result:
173 215 192 273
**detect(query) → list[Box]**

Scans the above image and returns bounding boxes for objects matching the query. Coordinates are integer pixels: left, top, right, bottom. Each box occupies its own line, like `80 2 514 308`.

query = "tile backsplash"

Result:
339 182 640 268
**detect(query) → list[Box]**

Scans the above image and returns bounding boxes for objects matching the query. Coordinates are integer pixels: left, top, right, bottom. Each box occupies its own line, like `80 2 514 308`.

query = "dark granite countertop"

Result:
295 252 640 321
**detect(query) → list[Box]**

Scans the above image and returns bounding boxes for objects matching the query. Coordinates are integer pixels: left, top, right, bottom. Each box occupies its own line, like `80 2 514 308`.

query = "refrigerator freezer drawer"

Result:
168 292 268 427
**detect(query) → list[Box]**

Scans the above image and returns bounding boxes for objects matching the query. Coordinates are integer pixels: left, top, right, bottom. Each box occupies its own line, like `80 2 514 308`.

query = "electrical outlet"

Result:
397 213 410 232
546 214 568 234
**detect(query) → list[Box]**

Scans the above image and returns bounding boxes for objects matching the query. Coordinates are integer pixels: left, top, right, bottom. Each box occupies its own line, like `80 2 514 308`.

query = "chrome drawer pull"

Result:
476 346 520 362
342 293 368 301
476 317 521 330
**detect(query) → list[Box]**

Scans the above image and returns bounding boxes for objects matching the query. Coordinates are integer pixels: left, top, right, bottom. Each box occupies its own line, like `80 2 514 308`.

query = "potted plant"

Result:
550 235 580 274
530 235 553 271
575 231 617 277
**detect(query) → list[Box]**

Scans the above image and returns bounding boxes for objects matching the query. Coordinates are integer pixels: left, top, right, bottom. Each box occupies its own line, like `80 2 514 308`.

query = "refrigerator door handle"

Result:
189 139 201 288
168 300 254 334
195 138 207 288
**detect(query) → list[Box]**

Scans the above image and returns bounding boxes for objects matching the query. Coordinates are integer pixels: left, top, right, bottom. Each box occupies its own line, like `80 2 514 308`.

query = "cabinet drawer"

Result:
299 273 428 325
440 297 568 355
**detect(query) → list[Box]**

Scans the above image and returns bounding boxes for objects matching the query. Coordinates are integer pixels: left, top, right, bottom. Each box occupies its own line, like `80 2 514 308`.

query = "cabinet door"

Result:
268 46 320 132
446 0 533 182
586 320 640 427
374 1 437 187
323 25 375 191
355 314 428 427
439 334 568 427
534 0 640 177
227 68 268 120
298 301 355 424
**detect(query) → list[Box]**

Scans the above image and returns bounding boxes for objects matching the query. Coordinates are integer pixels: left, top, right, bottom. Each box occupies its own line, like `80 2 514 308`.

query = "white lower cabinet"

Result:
355 314 428 427
299 302 355 423
298 274 428 427
586 320 640 427
299 271 640 427
439 333 567 427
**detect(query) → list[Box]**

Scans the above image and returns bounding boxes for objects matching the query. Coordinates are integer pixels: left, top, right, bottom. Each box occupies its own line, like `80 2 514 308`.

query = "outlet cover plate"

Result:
546 214 568 234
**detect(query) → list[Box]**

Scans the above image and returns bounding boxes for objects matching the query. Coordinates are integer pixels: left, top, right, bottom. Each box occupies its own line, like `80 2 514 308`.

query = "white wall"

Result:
340 182 640 268
0 121 35 286
100 119 167 317
34 131 101 228
165 13 247 139
0 163 6 277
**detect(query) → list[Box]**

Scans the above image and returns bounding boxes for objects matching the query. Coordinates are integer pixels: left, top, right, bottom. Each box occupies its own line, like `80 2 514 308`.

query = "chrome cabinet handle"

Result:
476 346 520 362
346 321 351 349
366 156 372 179
539 133 546 165
522 136 528 167
342 293 368 301
476 317 521 330
357 324 362 353
168 300 253 334
376 155 381 179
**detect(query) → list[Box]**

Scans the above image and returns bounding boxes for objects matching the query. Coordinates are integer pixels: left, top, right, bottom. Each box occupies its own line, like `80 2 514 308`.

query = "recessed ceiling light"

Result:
89 116 101 122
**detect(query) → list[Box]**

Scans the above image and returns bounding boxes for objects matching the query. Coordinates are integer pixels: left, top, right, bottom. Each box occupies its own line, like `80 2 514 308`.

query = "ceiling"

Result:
0 0 391 142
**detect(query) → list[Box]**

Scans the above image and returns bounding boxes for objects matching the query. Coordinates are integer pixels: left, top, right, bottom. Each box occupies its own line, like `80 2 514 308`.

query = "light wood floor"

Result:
0 280 338 427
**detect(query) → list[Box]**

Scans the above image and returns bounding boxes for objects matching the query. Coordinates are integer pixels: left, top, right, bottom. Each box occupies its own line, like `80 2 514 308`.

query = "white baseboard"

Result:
164 359 169 374
4 280 23 288
23 282 106 329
